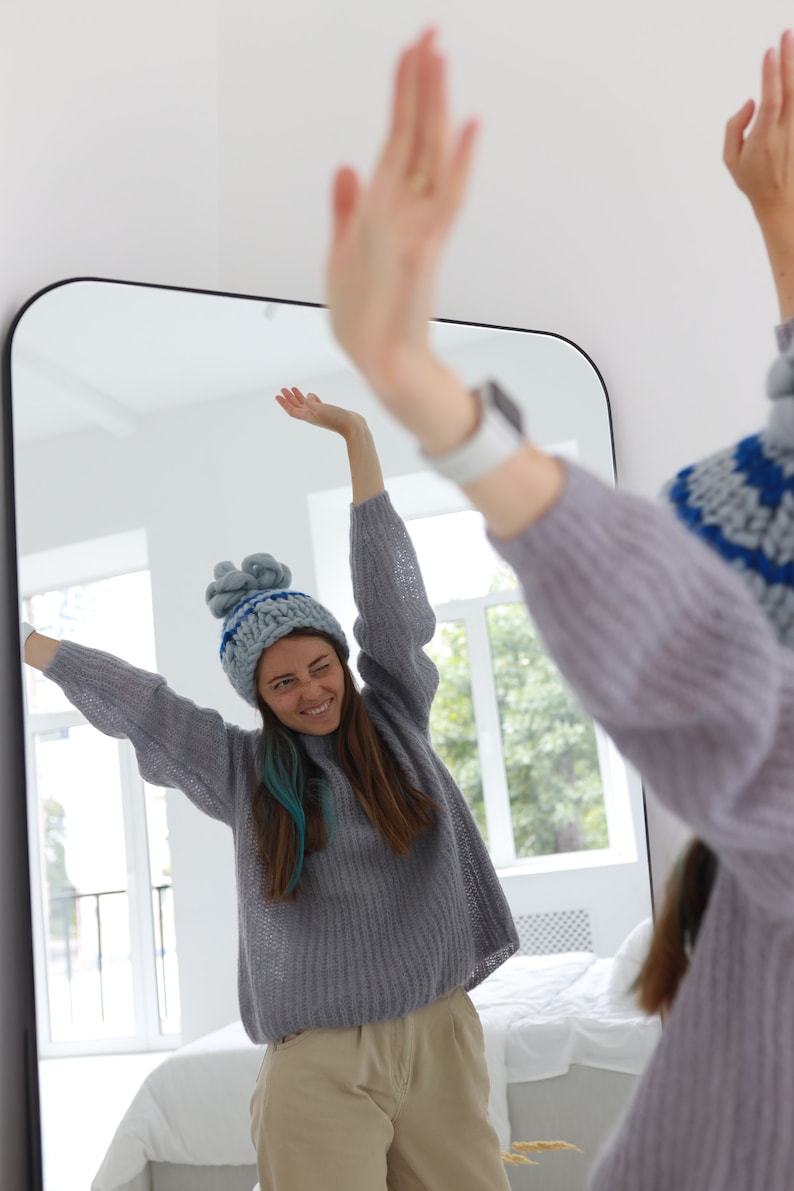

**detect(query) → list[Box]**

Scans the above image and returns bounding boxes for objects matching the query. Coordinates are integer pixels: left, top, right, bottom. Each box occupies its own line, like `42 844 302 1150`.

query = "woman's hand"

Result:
22 628 60 671
724 30 794 321
275 386 384 503
724 30 794 224
275 386 366 439
326 29 477 415
325 29 564 539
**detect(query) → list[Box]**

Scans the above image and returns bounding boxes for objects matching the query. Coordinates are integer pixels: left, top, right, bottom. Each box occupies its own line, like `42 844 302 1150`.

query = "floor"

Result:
38 1051 167 1191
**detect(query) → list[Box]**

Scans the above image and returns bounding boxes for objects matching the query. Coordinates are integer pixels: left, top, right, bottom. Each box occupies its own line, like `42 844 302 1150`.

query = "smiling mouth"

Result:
302 699 333 718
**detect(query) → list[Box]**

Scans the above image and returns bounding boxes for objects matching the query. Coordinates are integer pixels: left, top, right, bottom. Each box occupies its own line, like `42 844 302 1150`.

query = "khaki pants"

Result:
250 986 511 1191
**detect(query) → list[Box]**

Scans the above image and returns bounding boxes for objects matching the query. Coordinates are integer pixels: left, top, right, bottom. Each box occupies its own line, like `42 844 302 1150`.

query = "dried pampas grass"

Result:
501 1139 583 1166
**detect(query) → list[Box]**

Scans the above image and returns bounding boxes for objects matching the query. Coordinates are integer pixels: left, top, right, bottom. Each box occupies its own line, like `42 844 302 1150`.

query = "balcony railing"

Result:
47 883 180 1041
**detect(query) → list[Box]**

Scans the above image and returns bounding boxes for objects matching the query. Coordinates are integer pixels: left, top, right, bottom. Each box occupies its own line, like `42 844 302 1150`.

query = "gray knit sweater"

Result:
494 458 794 1189
44 491 518 1044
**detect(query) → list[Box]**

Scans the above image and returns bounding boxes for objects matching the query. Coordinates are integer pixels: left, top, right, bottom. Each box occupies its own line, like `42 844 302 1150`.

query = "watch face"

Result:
486 380 524 433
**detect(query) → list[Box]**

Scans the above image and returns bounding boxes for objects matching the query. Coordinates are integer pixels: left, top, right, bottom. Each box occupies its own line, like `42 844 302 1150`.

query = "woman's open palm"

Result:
275 386 363 437
326 29 477 405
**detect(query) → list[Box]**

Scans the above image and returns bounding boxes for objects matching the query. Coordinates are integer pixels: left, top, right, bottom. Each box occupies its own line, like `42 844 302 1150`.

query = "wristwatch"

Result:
421 379 526 485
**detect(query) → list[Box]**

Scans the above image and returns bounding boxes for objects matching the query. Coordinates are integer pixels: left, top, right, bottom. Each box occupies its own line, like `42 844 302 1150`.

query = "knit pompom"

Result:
205 553 292 619
204 550 348 704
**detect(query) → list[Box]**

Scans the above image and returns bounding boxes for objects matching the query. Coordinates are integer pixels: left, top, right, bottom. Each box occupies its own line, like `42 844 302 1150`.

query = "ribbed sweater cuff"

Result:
489 461 610 591
351 489 397 535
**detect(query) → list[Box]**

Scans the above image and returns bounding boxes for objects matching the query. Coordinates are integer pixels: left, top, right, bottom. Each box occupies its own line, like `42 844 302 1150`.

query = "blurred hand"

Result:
326 29 478 410
724 30 794 227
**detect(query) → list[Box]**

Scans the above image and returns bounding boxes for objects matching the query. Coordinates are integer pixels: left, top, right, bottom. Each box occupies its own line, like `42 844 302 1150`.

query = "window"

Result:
408 509 609 868
23 551 181 1056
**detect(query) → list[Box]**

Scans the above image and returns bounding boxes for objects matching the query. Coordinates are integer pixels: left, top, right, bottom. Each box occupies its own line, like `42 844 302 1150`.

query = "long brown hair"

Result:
252 630 436 902
634 838 718 1016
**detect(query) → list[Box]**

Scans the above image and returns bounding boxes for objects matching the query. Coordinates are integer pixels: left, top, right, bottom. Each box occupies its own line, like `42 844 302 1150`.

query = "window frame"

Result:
20 533 181 1058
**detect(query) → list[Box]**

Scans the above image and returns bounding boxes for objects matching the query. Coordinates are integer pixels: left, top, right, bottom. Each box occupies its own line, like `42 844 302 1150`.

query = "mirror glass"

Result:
10 280 656 1191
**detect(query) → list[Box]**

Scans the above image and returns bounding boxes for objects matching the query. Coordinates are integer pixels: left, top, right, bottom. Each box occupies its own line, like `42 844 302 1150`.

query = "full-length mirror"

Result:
10 280 657 1191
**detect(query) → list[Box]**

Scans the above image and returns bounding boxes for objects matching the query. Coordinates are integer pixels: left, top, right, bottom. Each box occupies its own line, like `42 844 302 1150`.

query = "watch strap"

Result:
421 384 525 485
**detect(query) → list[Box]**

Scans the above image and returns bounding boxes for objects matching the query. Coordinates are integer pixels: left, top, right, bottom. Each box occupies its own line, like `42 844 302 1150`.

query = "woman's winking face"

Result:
256 634 345 734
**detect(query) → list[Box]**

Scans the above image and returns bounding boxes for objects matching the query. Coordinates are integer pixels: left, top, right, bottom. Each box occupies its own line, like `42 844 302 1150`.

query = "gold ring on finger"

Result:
409 171 430 195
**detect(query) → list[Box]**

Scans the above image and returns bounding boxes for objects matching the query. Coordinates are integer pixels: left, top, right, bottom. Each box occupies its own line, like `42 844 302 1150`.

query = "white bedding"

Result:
92 950 661 1191
470 950 660 1146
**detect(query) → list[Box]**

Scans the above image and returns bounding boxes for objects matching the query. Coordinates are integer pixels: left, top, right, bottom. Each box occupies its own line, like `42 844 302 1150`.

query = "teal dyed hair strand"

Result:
259 729 333 895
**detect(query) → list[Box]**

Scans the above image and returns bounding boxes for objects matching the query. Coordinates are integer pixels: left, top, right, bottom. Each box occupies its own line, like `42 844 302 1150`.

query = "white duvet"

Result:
92 948 661 1191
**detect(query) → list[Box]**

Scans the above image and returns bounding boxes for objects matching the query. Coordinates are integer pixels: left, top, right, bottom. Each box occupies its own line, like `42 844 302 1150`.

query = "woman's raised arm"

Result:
275 385 384 506
724 30 794 323
324 31 563 540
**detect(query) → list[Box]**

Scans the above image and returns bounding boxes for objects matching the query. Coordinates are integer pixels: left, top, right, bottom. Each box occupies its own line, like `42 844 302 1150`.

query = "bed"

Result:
91 924 661 1191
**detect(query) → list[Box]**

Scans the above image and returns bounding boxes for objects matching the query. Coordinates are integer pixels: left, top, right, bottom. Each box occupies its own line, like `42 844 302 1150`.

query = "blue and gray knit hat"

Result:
205 553 349 707
663 353 794 648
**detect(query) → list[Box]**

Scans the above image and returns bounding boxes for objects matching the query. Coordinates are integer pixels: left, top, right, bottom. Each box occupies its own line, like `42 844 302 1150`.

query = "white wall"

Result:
2 0 792 1179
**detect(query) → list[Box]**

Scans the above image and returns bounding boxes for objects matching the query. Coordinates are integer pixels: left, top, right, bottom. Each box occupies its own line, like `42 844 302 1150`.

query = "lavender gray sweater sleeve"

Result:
351 490 439 730
493 463 794 919
43 642 255 825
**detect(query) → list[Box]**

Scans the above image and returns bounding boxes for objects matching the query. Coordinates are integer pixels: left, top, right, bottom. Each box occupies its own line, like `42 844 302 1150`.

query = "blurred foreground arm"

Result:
325 29 564 540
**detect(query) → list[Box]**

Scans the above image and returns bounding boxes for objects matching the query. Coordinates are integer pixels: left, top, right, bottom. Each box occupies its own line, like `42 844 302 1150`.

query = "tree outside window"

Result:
417 527 608 865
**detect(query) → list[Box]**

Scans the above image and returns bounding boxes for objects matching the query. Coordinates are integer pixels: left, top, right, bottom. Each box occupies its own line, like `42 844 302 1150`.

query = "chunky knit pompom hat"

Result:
663 352 794 649
205 552 349 706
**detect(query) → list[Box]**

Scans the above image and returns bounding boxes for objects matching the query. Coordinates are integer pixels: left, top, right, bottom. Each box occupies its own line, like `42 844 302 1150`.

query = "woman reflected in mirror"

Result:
22 382 519 1191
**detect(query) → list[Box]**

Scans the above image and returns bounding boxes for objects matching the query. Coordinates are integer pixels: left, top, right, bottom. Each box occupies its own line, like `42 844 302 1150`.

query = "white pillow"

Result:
607 917 654 1001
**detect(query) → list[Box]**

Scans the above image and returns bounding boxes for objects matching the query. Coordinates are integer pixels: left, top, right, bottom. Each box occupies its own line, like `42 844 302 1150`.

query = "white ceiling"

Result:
10 280 498 443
